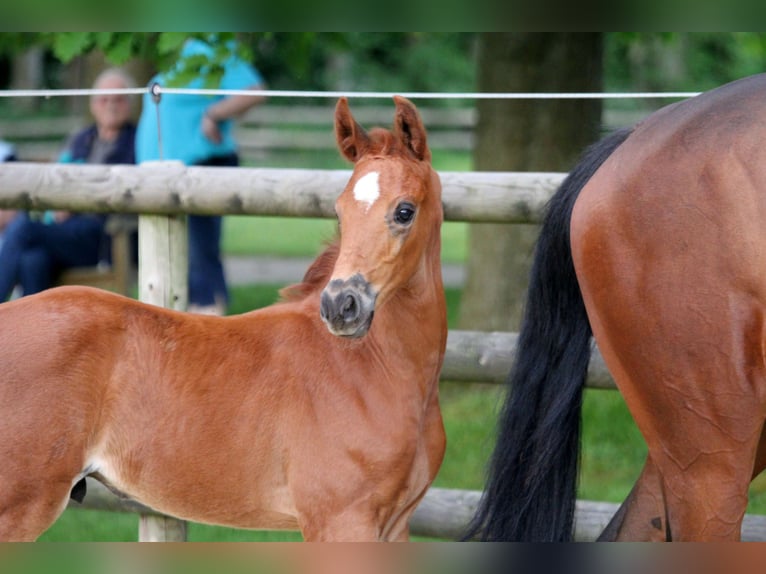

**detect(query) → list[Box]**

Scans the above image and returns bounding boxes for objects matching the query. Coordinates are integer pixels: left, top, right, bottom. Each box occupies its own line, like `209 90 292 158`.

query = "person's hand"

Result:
202 112 223 144
53 211 72 223
0 209 16 231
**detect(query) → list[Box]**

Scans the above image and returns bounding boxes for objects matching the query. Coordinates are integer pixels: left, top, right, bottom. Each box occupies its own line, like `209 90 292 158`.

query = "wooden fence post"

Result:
137 207 189 542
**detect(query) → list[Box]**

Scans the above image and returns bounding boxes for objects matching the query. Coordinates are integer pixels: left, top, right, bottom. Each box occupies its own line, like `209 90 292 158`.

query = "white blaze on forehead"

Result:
353 171 380 211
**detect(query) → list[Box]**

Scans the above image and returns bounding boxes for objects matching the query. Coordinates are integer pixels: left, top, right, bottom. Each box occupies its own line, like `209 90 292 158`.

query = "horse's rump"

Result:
470 72 766 542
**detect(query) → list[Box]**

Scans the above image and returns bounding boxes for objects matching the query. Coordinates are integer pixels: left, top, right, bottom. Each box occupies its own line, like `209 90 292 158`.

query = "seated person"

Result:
0 68 136 302
0 140 17 249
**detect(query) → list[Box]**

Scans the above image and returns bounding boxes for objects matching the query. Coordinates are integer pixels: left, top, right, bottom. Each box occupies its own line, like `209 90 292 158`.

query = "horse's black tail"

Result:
464 127 633 542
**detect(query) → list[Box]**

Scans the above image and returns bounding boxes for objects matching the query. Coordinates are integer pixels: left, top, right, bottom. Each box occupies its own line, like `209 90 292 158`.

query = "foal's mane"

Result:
363 127 421 160
279 238 340 302
366 128 399 155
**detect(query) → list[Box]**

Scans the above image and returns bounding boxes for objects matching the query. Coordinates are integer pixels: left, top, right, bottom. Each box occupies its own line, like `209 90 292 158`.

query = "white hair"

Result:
89 67 137 114
92 67 136 91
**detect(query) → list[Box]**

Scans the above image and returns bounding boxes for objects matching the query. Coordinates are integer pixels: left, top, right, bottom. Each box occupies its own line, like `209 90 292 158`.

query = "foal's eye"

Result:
394 202 416 225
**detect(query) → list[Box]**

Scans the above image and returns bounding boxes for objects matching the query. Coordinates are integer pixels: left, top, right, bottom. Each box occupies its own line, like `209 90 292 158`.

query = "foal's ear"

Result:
335 97 370 163
393 95 431 162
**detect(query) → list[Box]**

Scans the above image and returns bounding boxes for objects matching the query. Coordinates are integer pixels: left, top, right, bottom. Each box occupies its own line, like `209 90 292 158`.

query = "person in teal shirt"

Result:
136 36 265 315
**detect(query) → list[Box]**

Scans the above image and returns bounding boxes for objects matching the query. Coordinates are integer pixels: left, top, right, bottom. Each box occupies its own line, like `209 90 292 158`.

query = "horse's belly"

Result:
92 455 300 532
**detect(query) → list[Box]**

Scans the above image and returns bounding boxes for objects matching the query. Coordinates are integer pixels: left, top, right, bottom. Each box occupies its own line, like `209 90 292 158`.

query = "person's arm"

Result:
202 83 266 144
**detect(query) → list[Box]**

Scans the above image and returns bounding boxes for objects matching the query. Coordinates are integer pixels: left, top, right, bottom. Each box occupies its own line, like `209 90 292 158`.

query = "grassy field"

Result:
222 216 468 264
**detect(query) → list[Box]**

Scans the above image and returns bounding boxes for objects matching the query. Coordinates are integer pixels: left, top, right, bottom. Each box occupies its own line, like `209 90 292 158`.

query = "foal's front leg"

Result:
0 478 73 541
299 505 383 542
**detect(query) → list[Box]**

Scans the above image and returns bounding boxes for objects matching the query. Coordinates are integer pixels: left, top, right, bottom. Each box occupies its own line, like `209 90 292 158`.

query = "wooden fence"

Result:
0 105 477 162
0 105 646 163
1 161 764 541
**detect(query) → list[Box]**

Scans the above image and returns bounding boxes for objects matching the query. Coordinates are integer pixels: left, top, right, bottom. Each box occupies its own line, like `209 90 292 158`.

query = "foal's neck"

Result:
393 237 446 327
279 241 340 303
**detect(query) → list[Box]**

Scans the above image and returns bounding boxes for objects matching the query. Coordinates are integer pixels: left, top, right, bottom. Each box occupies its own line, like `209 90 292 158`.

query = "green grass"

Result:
39 509 304 542
244 148 473 172
221 216 468 263
223 145 472 262
223 217 336 258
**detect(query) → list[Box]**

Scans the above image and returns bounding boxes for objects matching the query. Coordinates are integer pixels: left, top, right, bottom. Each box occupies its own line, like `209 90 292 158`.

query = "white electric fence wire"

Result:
0 87 702 100
0 86 701 164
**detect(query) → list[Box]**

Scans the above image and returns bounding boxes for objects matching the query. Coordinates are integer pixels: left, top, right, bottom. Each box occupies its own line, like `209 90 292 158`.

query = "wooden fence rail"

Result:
0 162 564 223
444 330 614 389
1 162 763 541
0 106 647 162
0 105 478 161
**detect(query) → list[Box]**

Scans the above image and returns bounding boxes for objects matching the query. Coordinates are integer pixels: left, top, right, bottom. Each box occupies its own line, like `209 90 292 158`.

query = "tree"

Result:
458 33 604 332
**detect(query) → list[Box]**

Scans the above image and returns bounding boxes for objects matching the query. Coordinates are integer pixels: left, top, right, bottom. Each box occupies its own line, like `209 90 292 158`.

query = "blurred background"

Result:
3 32 766 541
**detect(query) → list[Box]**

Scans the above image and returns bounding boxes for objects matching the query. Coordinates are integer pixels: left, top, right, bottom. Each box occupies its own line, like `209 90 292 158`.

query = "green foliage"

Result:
1 33 476 97
256 33 477 102
2 32 257 89
156 32 188 55
51 33 94 63
160 33 255 88
6 33 766 99
0 33 37 54
47 33 141 66
104 34 134 66
606 32 766 95
336 33 476 99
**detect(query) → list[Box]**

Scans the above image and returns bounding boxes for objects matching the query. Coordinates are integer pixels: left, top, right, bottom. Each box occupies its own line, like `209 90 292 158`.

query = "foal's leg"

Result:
0 477 73 541
0 419 89 541
299 506 382 542
299 499 420 541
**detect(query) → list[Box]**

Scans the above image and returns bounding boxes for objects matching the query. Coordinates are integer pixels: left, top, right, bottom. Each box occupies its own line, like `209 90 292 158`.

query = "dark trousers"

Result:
189 153 238 307
0 213 105 301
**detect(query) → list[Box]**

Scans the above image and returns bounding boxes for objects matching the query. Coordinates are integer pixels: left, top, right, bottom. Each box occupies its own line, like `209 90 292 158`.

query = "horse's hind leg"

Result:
602 424 766 541
598 456 668 541
573 183 766 540
594 297 764 540
611 420 766 542
589 296 765 540
748 421 766 481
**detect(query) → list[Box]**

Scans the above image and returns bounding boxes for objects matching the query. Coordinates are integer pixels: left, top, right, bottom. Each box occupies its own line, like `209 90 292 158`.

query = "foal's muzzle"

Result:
320 274 377 338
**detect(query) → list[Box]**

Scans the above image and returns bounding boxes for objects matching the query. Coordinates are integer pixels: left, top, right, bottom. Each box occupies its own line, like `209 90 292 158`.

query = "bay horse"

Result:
0 95 447 541
466 73 766 542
